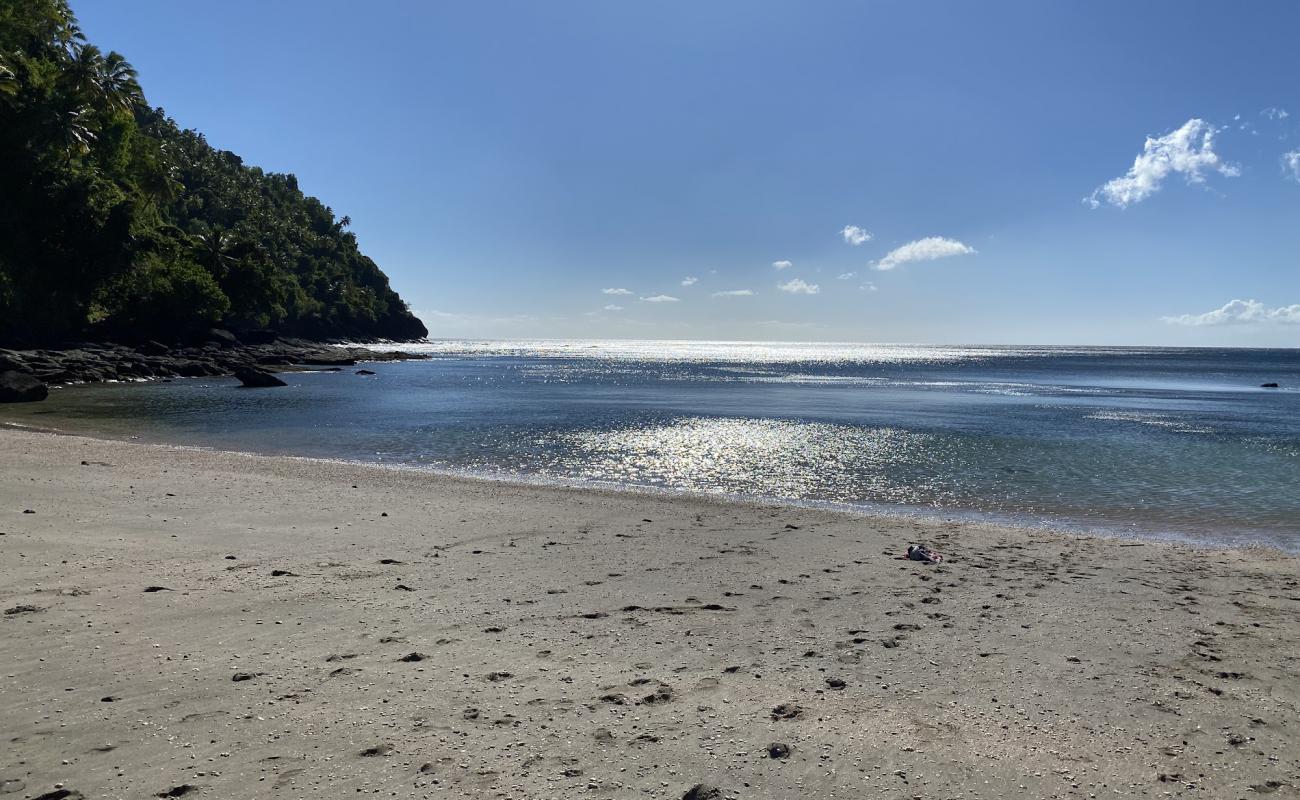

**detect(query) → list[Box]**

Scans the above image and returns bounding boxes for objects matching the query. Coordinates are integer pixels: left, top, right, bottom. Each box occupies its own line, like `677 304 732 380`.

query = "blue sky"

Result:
76 1 1300 345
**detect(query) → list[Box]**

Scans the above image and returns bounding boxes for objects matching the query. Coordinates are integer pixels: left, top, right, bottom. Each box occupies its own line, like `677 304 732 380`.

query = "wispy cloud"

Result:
1086 118 1239 208
640 294 680 303
603 304 624 311
772 260 792 270
1262 107 1290 121
777 278 820 295
681 276 699 286
603 287 633 295
712 289 754 298
1163 298 1300 326
837 271 857 280
860 282 878 292
1284 150 1300 182
841 225 872 246
875 236 975 271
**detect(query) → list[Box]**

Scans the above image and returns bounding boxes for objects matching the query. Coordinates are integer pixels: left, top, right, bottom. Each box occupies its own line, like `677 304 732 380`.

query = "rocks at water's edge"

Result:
0 338 429 388
1261 382 1280 388
234 367 287 388
0 370 48 403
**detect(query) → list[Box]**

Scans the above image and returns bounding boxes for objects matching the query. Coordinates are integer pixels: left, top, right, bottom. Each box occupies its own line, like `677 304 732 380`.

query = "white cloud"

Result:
874 236 976 271
1086 118 1240 208
711 289 753 297
1284 150 1300 182
1162 298 1300 326
640 294 680 303
860 282 878 292
1262 107 1290 121
681 276 698 286
837 271 857 280
603 304 624 311
777 278 820 295
841 225 872 246
603 287 633 295
772 260 793 270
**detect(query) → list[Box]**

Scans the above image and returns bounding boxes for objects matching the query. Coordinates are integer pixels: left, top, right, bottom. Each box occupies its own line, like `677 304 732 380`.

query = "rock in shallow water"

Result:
233 367 286 388
0 370 48 403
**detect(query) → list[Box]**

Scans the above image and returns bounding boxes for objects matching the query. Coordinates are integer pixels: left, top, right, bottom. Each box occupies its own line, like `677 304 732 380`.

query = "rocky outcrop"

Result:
234 367 287 388
0 340 428 387
0 370 48 403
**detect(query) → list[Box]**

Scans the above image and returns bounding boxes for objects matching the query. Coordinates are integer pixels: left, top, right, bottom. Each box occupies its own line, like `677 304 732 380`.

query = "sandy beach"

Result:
1 426 1298 799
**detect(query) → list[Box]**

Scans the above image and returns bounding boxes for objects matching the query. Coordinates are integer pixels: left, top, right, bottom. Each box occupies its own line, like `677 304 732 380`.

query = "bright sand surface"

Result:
1 427 1298 799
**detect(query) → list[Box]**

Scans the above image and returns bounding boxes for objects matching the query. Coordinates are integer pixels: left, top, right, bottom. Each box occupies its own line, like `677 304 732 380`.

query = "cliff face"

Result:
0 1 427 346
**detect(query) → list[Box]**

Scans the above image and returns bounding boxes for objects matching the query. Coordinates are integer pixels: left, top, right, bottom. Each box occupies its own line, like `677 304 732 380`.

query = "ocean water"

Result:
5 341 1299 550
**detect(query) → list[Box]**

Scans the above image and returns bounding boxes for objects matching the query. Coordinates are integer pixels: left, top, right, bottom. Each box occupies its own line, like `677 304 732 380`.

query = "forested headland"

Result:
0 0 427 346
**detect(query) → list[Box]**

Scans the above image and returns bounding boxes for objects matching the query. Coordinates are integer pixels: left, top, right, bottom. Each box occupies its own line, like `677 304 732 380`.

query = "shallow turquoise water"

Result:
7 341 1299 550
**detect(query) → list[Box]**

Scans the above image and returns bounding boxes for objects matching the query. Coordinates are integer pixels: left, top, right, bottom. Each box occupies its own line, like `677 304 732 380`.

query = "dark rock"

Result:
826 677 847 690
233 367 286 388
176 361 216 377
358 744 392 757
142 586 173 593
138 340 170 356
237 329 279 345
4 604 43 615
767 742 791 758
682 784 723 800
0 370 48 403
0 350 26 371
156 785 198 797
770 703 802 720
231 672 263 682
641 684 674 704
32 790 85 800
1261 382 1280 388
398 652 427 662
269 569 297 577
355 369 376 375
300 356 356 366
206 328 239 347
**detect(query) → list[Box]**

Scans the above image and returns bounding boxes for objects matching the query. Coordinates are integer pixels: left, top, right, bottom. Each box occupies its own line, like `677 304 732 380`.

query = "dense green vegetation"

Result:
0 0 426 345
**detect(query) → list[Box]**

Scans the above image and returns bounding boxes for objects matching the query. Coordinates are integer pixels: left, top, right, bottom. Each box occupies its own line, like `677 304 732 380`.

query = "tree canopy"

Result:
0 0 427 344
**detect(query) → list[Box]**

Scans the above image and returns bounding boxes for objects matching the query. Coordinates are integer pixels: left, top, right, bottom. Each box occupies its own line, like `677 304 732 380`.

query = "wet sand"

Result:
1 427 1298 799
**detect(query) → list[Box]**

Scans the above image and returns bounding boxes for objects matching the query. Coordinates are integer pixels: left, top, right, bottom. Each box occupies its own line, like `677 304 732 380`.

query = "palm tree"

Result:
0 60 17 99
57 106 96 158
62 42 102 101
50 2 86 57
195 228 238 277
98 51 142 113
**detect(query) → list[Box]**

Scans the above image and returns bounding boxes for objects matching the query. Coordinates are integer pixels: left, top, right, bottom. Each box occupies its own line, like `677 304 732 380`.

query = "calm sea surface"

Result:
6 341 1299 550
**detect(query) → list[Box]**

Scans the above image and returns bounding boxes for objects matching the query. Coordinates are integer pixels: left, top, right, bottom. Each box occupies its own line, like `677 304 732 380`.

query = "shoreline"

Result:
2 426 1298 798
4 415 1295 558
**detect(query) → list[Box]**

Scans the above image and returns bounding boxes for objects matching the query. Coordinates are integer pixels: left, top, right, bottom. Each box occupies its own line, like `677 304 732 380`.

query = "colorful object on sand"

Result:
906 544 943 564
